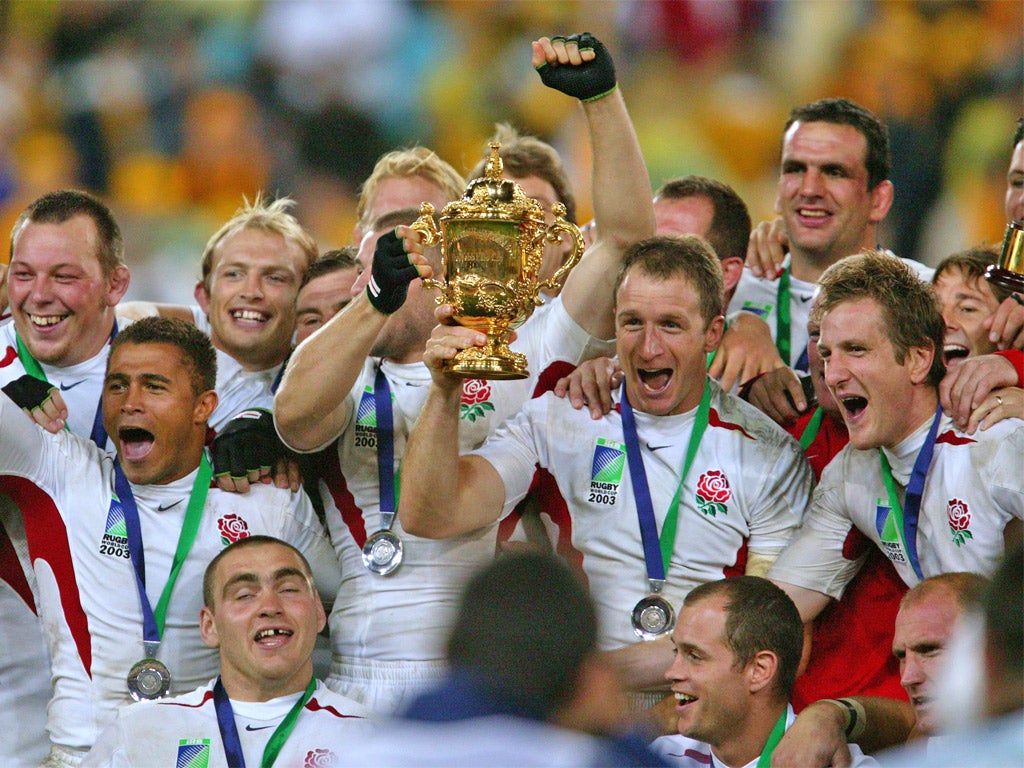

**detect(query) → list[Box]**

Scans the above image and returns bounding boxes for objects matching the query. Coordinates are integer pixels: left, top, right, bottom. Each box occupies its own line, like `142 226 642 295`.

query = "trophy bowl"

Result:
411 143 584 379
986 220 1024 295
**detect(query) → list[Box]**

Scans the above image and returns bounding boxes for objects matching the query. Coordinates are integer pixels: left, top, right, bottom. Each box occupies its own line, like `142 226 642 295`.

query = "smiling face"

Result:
933 266 1000 369
8 215 129 366
893 588 962 735
195 228 306 371
102 341 216 485
819 297 936 450
666 596 752 749
775 121 892 271
615 269 722 417
200 541 326 702
294 267 360 345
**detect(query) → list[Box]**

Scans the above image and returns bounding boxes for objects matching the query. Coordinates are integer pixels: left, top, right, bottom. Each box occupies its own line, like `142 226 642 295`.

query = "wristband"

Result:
822 698 866 741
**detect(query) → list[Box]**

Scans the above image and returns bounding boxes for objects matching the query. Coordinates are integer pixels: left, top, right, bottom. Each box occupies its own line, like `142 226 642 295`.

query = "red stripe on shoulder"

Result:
708 408 755 440
321 449 367 548
0 519 35 611
1 476 92 675
531 361 577 398
306 698 365 719
936 430 976 446
166 689 216 709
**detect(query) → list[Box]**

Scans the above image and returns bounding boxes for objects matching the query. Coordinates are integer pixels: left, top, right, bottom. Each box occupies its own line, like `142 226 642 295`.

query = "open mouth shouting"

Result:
839 395 867 421
638 367 673 394
254 627 293 649
943 344 968 369
118 427 155 462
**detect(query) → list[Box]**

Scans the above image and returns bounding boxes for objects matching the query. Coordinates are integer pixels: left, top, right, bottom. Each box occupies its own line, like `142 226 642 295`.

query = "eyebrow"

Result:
221 567 310 597
104 372 173 385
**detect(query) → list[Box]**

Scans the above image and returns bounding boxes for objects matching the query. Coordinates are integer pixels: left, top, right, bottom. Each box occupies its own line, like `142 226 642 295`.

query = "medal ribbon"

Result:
878 405 942 581
775 266 791 365
374 367 399 532
620 380 710 583
755 709 789 768
15 321 118 447
798 406 824 449
117 452 212 646
213 676 316 768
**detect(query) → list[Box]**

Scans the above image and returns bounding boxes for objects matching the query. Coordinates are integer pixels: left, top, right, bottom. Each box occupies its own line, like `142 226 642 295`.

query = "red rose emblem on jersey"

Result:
947 498 973 547
218 514 250 546
696 470 731 517
459 379 495 422
305 749 337 768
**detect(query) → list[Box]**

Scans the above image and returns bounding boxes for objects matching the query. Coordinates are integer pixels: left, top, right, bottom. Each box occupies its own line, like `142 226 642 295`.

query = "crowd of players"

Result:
0 32 1021 768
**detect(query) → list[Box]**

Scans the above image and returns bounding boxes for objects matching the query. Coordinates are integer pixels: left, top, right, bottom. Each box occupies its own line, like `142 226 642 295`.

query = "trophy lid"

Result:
442 143 546 224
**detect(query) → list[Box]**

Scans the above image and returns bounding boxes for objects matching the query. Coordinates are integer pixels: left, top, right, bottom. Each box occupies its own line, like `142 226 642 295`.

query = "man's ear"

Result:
199 606 219 650
193 390 219 426
906 343 935 385
105 265 131 306
746 649 779 695
704 315 726 354
194 281 211 315
868 180 894 224
720 257 744 297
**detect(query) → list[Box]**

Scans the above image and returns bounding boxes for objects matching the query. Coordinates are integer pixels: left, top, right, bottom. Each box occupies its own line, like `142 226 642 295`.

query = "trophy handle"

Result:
408 203 445 291
537 203 585 294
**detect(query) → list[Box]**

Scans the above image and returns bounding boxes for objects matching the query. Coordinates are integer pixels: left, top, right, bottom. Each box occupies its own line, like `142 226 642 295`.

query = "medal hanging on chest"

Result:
362 367 404 575
620 382 710 640
118 454 212 700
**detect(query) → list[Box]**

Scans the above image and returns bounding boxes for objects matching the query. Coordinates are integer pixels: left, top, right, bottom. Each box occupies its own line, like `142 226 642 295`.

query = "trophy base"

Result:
986 265 1024 296
446 346 529 380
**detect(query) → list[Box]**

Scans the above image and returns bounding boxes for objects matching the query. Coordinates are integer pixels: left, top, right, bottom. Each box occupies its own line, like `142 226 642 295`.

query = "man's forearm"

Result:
274 296 386 451
603 635 675 692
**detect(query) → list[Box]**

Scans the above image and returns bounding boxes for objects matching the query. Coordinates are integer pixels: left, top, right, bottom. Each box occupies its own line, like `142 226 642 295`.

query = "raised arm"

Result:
536 34 655 340
398 315 506 539
274 230 427 451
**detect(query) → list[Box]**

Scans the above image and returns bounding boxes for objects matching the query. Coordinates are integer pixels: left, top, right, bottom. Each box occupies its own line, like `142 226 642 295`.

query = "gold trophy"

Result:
411 143 585 379
987 220 1024 295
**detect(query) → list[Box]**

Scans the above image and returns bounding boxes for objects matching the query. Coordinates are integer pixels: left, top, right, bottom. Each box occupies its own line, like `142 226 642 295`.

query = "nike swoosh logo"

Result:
646 444 671 452
799 294 814 303
157 500 184 512
59 380 87 391
245 724 275 731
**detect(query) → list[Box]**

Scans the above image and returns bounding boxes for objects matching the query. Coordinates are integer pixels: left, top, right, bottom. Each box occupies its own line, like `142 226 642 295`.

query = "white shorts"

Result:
326 656 448 716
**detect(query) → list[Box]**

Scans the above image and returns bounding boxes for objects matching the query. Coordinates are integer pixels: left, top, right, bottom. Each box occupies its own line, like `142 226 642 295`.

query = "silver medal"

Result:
631 595 675 640
362 530 404 576
127 658 171 701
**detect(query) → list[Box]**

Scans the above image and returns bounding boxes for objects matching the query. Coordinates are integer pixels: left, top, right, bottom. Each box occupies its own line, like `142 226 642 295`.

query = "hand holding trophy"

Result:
410 145 584 379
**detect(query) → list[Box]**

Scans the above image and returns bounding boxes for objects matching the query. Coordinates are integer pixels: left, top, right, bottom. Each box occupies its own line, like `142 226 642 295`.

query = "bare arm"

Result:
771 579 832 623
274 228 429 451
533 35 654 340
602 635 675 693
398 319 506 539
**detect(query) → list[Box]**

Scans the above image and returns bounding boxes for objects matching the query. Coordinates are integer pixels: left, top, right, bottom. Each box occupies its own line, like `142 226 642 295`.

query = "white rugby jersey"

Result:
0 320 123 766
82 678 371 768
0 395 339 751
650 706 878 767
770 413 1024 596
475 378 813 649
192 308 281 433
289 298 611 707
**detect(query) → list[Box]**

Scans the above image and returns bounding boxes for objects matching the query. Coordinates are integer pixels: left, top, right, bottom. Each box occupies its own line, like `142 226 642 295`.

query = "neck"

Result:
220 665 313 704
886 388 940 449
789 228 876 284
711 700 787 768
212 337 286 373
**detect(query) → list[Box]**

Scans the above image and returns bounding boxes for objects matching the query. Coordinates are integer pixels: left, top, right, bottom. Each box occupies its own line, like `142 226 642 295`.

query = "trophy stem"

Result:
446 330 529 380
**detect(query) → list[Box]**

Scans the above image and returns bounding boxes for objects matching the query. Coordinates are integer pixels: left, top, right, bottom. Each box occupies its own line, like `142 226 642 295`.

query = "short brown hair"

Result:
614 235 724 327
12 190 124 275
202 535 314 608
933 246 1008 304
817 250 945 388
654 175 751 263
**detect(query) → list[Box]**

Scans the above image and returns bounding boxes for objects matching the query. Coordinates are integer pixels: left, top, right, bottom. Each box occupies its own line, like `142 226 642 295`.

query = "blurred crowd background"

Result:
0 0 1020 303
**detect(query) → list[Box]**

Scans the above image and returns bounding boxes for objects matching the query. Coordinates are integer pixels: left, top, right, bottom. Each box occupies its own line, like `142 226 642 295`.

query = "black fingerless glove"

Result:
211 408 288 479
536 32 617 102
366 230 419 315
2 374 55 412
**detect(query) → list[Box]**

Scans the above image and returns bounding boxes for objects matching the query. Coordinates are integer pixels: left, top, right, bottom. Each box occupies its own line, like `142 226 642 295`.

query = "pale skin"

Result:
273 35 653 452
